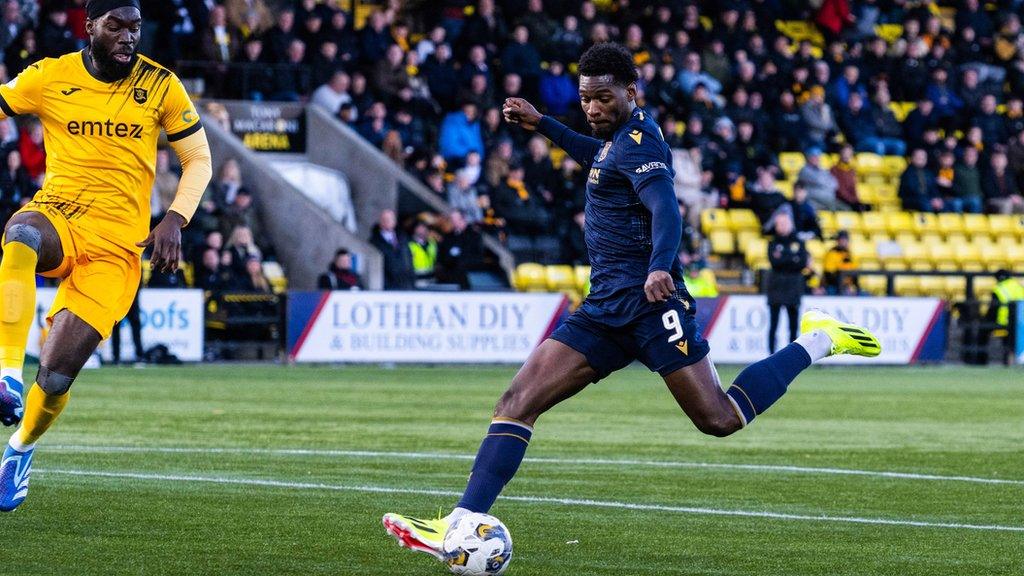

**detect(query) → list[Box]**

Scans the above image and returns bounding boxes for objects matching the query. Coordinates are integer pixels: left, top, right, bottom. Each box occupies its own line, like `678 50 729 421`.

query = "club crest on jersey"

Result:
629 129 643 144
133 87 148 104
597 141 612 162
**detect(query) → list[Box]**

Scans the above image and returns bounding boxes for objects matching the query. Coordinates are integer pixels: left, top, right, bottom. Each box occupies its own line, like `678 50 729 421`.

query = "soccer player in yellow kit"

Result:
0 0 212 511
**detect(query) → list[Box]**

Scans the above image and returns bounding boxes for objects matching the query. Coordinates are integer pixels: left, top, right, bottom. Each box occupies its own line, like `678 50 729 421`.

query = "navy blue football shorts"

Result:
549 290 711 382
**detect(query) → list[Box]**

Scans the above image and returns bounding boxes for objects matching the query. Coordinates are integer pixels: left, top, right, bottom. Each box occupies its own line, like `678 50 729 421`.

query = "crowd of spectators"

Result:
134 0 1024 266
5 1 1024 286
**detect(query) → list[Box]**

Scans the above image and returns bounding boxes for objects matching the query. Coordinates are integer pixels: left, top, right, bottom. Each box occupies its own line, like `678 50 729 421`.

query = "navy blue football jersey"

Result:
582 107 684 317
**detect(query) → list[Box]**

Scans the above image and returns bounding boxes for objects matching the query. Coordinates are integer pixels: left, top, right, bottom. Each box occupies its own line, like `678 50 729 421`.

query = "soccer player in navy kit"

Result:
383 43 881 562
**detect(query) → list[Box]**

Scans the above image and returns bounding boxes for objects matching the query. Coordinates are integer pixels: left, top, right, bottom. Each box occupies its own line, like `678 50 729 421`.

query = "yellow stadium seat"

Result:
962 214 990 238
805 239 825 262
735 229 762 251
889 101 917 122
546 265 576 292
728 209 761 232
936 213 965 236
859 274 888 296
514 263 547 291
778 152 805 177
874 183 899 201
868 232 892 245
900 242 931 271
1006 244 1024 272
981 244 1006 272
945 232 968 247
880 248 907 271
818 211 836 237
996 234 1021 248
549 147 566 169
973 276 997 300
701 208 729 234
918 276 945 297
944 276 967 300
894 275 921 296
833 211 862 235
929 243 957 271
709 230 736 254
874 23 904 44
857 182 879 205
575 265 591 293
745 237 769 268
860 211 887 235
849 239 876 262
919 232 943 247
911 212 938 236
819 154 836 170
776 179 794 199
894 231 917 246
882 155 908 177
987 214 1016 237
855 152 885 176
954 244 984 272
1013 215 1024 238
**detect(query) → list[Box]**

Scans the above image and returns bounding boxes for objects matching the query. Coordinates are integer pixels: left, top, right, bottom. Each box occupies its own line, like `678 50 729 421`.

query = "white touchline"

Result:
33 468 1024 533
45 445 1024 487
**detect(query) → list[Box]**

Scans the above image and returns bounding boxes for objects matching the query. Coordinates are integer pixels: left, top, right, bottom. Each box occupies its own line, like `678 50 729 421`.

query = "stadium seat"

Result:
778 152 805 177
513 263 547 292
700 208 729 234
893 231 917 246
574 265 591 294
860 211 887 236
805 239 825 262
744 237 769 269
709 229 736 254
854 152 885 178
981 243 1006 272
973 276 997 300
818 211 836 237
894 275 921 296
874 23 904 44
936 213 965 237
987 214 1016 238
833 211 862 235
775 179 794 199
900 242 932 271
728 209 761 232
911 212 938 236
944 276 967 301
546 265 577 292
954 244 984 272
961 214 990 238
858 274 888 296
849 239 876 263
1006 244 1024 272
882 155 908 177
918 276 944 297
735 229 761 252
929 243 957 271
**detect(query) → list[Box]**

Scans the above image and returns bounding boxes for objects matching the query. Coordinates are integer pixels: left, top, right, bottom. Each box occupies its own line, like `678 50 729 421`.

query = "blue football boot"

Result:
0 376 24 427
0 443 33 511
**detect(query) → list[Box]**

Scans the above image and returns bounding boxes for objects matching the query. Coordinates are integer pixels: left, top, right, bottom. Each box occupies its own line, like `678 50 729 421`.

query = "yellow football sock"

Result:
14 385 69 447
0 241 38 376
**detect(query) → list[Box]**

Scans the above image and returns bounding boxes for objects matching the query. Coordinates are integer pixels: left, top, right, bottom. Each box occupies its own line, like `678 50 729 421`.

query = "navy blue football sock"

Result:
456 419 534 513
726 343 812 426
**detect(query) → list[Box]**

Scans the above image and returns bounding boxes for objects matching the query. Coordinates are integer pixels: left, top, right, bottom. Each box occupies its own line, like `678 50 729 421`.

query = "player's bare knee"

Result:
36 366 75 396
694 412 742 438
2 222 42 254
494 386 537 424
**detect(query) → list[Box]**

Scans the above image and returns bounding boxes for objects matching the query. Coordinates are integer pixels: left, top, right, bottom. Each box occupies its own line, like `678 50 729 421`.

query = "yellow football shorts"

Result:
16 202 141 340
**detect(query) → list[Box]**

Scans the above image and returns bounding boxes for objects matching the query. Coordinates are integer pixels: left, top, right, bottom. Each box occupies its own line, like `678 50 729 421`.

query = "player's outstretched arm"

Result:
138 128 213 273
637 176 682 303
503 97 603 168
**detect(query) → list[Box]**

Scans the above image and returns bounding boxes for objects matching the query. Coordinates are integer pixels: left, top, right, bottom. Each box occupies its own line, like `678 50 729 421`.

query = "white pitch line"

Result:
34 468 1024 533
45 445 1024 487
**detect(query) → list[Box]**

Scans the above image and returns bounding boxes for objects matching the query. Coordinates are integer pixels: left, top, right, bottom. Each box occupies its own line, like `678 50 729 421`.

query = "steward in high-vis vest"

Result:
991 269 1024 329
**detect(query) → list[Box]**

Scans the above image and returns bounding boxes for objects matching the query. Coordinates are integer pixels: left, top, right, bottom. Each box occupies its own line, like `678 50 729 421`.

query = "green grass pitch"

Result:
5 364 1023 575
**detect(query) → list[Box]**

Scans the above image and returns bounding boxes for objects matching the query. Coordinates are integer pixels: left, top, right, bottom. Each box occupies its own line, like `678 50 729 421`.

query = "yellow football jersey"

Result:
0 51 201 253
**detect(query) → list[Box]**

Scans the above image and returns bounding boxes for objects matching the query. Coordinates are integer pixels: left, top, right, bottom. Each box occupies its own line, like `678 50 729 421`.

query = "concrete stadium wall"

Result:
203 115 385 290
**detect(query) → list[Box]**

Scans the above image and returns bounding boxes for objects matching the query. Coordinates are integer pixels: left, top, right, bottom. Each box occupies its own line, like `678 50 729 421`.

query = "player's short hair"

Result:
578 42 638 87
